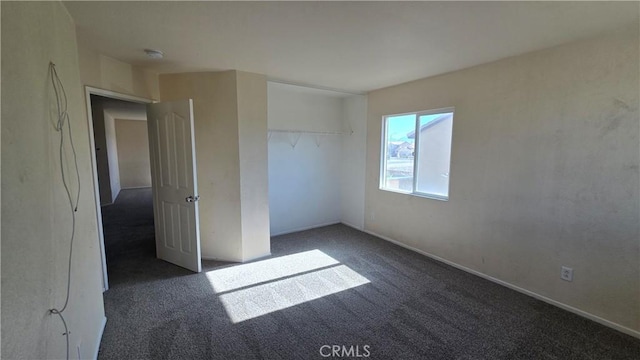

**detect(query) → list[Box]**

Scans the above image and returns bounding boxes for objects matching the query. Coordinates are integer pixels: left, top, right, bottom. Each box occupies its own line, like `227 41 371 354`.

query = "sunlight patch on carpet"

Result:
205 250 369 323
205 249 340 293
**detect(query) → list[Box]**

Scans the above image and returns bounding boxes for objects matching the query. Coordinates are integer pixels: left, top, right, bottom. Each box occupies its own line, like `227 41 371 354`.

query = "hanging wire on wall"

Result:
48 61 81 360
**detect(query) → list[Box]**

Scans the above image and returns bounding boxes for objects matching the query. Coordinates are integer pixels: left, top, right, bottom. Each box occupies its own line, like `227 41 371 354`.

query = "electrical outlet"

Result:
370 211 375 221
561 266 573 282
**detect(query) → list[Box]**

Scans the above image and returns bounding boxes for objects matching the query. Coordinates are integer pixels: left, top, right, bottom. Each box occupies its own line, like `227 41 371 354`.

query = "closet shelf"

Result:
267 129 350 136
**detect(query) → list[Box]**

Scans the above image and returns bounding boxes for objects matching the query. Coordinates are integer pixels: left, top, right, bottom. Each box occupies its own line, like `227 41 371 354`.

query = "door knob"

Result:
185 195 200 203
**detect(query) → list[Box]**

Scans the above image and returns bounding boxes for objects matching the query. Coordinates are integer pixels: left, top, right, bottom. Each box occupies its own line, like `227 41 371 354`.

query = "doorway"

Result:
85 87 153 291
86 88 203 290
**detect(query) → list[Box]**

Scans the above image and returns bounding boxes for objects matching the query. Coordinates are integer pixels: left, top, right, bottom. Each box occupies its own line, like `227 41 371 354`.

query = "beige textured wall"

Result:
115 119 152 188
160 72 243 261
159 71 271 262
237 71 270 261
1 2 106 358
340 95 368 230
365 25 639 333
78 44 159 100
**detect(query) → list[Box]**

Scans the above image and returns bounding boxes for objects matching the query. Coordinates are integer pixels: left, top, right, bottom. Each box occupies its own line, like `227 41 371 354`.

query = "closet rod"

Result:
268 129 348 136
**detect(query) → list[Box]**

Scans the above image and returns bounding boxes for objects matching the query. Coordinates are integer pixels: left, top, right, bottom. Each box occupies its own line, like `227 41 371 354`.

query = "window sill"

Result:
379 187 449 202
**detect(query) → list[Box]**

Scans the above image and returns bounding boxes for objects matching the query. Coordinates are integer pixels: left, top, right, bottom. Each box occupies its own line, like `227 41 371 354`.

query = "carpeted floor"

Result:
98 189 640 359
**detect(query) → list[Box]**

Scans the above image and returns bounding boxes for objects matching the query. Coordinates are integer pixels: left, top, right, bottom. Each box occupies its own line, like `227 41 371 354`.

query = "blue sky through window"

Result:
387 113 444 141
387 115 415 142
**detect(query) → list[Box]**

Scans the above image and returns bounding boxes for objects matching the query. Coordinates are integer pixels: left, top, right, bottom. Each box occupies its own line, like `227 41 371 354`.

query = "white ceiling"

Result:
65 1 638 93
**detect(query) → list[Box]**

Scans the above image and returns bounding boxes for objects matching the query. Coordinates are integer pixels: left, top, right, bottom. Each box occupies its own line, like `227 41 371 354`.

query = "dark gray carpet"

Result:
99 189 640 359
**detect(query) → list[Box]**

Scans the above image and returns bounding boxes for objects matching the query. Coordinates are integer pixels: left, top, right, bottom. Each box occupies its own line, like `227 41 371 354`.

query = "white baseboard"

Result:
112 188 120 203
361 228 640 339
201 252 272 263
242 252 272 263
93 316 107 360
201 255 242 262
270 221 341 237
121 186 152 190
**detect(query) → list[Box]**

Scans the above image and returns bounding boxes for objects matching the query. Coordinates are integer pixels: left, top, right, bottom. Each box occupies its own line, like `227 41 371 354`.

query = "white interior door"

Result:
147 99 201 272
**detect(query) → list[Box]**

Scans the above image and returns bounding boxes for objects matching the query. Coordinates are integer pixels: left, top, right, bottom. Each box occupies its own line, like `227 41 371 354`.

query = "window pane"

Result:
415 112 453 198
383 114 415 192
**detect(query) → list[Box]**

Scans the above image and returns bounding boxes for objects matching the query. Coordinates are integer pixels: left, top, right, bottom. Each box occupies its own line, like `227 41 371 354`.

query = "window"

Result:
380 108 454 200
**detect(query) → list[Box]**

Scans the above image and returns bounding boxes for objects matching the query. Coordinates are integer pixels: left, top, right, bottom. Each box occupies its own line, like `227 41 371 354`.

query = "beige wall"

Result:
115 119 152 188
341 95 368 229
160 71 270 262
78 44 159 100
160 71 243 261
365 25 639 334
1 2 106 358
237 72 270 260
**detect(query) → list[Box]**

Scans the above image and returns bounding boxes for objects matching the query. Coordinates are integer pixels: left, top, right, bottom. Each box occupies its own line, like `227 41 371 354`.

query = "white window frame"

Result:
379 107 454 201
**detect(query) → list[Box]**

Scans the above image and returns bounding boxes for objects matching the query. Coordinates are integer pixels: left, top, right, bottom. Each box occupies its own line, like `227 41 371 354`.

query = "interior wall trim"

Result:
92 316 107 360
270 221 342 237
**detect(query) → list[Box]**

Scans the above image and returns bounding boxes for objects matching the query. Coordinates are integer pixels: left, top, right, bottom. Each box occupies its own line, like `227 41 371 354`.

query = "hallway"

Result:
101 188 194 288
